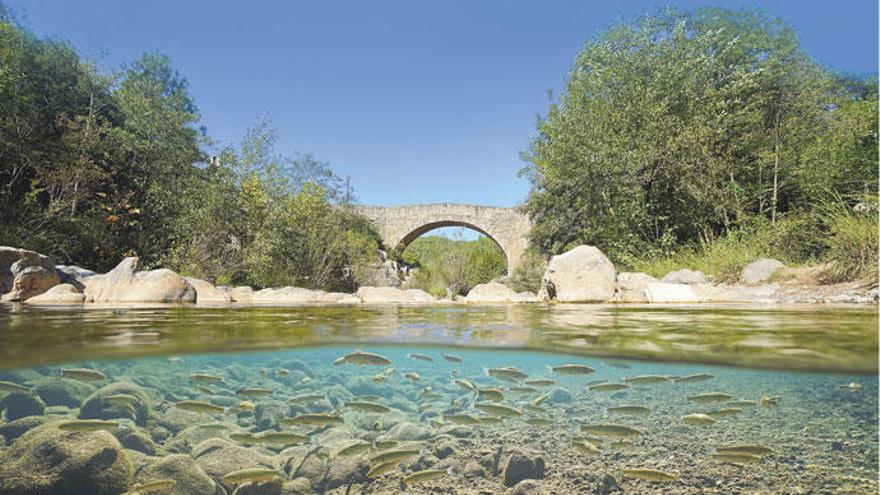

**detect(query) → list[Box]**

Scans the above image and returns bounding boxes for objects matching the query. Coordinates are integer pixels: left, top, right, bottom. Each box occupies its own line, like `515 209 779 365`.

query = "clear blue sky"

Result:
16 0 879 208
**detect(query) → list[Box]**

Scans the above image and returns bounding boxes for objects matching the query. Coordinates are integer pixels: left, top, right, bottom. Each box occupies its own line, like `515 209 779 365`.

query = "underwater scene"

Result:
0 342 877 494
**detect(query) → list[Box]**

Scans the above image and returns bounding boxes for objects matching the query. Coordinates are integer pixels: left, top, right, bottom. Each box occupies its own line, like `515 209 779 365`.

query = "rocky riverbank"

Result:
1 245 876 307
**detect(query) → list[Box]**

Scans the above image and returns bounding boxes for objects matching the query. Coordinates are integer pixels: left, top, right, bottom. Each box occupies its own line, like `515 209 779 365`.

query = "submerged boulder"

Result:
34 377 97 407
0 416 52 445
355 286 434 303
136 454 219 495
741 258 784 284
0 246 60 302
84 257 195 303
0 392 46 421
80 382 151 426
538 245 616 302
192 438 275 491
0 422 131 495
502 449 545 487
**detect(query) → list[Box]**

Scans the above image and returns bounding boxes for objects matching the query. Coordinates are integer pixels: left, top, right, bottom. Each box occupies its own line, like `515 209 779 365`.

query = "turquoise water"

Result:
0 343 877 494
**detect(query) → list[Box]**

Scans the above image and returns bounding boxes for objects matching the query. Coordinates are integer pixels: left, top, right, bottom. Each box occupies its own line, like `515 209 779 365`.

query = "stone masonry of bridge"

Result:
355 203 532 273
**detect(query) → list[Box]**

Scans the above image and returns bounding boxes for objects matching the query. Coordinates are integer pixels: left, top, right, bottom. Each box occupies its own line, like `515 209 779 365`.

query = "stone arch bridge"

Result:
355 203 531 273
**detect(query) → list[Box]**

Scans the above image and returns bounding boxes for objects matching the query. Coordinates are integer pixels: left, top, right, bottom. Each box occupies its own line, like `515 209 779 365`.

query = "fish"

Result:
443 413 481 425
442 353 463 362
453 379 478 393
760 395 781 407
408 353 434 362
124 479 176 494
276 369 290 377
485 367 528 382
0 380 31 394
197 386 214 395
236 387 272 398
479 416 504 425
622 468 677 482
715 444 774 456
57 419 120 431
681 413 716 426
289 393 325 404
345 401 392 413
688 392 733 404
839 382 862 390
60 368 107 381
173 400 226 415
572 439 600 455
166 356 182 363
337 441 371 457
525 417 552 426
607 405 651 416
252 432 309 446
611 439 635 450
281 413 344 427
402 468 449 485
523 404 547 414
419 388 443 400
367 461 399 478
711 452 763 463
229 433 255 444
404 372 420 382
525 379 555 387
624 375 669 385
707 407 744 418
477 387 505 402
510 386 538 394
581 423 642 437
373 367 395 383
197 423 228 430
533 394 549 406
334 350 392 366
222 467 281 484
104 394 139 408
259 369 268 378
188 372 222 383
605 360 631 369
373 439 399 450
674 373 714 383
725 400 757 408
589 383 629 392
370 448 420 465
473 402 523 417
235 401 256 412
550 364 595 375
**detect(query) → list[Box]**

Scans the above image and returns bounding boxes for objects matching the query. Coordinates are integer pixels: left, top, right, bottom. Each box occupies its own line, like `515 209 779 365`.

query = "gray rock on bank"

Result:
538 245 617 302
0 246 60 302
356 286 434 303
741 258 784 284
660 268 708 284
644 282 698 303
615 272 659 303
84 257 196 303
465 282 534 303
185 277 232 303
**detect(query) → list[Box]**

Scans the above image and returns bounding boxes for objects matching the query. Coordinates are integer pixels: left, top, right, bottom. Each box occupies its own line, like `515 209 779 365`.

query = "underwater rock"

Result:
502 449 546 487
464 282 532 303
23 283 85 304
0 246 60 302
0 392 45 421
0 416 52 445
596 474 619 494
463 460 486 478
192 438 275 491
293 446 368 492
661 268 708 285
280 478 311 494
278 359 313 377
186 277 232 304
355 286 434 303
231 479 282 495
116 429 159 455
432 437 457 459
508 479 544 495
80 381 151 426
137 454 220 495
387 420 433 441
83 257 196 303
165 423 240 453
615 272 659 303
34 377 97 407
538 245 616 302
0 422 131 495
741 258 784 284
548 387 573 404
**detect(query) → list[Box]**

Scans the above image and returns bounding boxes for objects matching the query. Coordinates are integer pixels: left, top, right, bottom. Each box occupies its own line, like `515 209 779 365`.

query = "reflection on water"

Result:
0 304 876 373
0 346 876 494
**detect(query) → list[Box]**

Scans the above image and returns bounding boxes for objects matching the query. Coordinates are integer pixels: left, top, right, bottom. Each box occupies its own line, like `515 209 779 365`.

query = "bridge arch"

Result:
355 203 531 273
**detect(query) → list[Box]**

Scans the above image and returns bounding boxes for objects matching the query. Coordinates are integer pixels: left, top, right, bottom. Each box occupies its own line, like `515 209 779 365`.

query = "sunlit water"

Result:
0 304 876 494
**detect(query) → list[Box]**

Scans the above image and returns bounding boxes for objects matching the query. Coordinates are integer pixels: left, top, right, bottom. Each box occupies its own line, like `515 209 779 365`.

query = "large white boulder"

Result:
24 283 85 304
615 272 659 303
644 282 698 303
660 268 708 284
538 245 616 302
186 277 231 303
84 257 196 303
355 286 434 304
741 258 784 284
464 282 532 303
0 246 60 302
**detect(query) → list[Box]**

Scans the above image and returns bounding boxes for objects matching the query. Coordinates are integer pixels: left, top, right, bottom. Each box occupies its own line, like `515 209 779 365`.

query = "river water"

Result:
0 304 876 494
